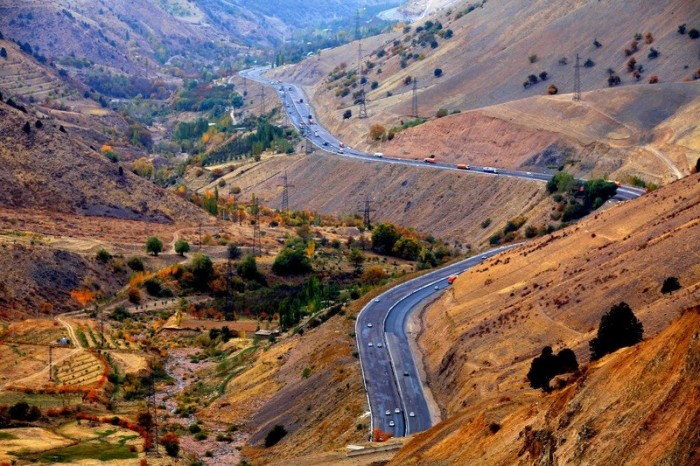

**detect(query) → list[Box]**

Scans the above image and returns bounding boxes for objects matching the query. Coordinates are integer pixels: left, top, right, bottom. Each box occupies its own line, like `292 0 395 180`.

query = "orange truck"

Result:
457 164 470 170
423 157 436 164
447 275 458 284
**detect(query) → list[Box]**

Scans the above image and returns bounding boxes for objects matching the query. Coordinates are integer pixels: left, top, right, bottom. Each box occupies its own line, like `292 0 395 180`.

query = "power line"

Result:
147 376 160 457
573 53 581 102
356 9 368 119
251 195 261 256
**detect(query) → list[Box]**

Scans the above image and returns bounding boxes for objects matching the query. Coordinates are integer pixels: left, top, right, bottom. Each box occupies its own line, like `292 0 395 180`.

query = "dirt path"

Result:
56 315 82 349
643 145 683 179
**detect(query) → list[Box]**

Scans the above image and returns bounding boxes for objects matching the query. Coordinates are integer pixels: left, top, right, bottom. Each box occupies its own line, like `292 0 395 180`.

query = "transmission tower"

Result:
573 53 581 102
279 171 294 211
260 84 266 115
411 78 419 118
359 195 376 230
146 377 160 457
251 195 261 256
48 345 54 382
356 10 368 118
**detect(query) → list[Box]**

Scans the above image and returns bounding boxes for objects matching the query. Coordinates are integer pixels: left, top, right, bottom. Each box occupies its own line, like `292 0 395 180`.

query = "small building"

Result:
254 329 280 339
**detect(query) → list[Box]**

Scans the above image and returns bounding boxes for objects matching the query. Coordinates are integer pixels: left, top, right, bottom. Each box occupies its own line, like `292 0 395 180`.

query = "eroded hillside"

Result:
418 173 699 418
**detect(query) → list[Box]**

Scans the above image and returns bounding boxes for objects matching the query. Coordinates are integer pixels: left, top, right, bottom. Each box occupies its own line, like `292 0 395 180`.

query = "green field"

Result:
27 440 138 463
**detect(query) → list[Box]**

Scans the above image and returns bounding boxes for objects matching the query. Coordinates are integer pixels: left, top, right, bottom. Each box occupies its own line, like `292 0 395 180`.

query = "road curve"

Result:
238 66 645 202
239 66 645 438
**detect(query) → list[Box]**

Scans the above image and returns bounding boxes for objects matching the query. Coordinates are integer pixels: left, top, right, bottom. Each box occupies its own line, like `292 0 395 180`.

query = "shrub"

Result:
227 243 241 260
527 346 579 391
362 265 388 285
161 432 180 457
370 81 379 90
539 71 548 81
626 57 637 72
369 124 386 141
342 109 352 119
558 57 568 65
661 276 681 294
648 48 659 59
96 248 113 263
689 28 699 39
143 278 162 296
488 422 501 434
583 58 595 68
593 39 601 48
302 367 311 379
589 302 643 361
481 218 492 228
174 239 190 256
528 54 538 63
547 85 558 95
678 24 687 35
608 75 621 87
525 225 538 238
128 288 142 304
436 108 448 118
145 236 163 256
644 32 654 44
272 246 312 275
649 75 659 84
434 68 443 77
264 425 287 447
127 257 144 271
528 74 539 84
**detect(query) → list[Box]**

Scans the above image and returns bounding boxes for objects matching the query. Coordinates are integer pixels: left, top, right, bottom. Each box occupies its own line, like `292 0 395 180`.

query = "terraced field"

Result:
53 351 107 388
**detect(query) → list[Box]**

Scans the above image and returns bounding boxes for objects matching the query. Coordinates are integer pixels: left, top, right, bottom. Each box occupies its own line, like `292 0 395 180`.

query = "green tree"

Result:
343 109 352 119
371 223 401 255
434 68 443 77
174 239 190 256
589 302 644 361
127 257 144 271
436 108 448 118
0 48 7 59
189 253 214 290
547 171 575 193
272 246 312 275
227 243 242 260
348 248 365 274
145 236 163 256
237 255 260 281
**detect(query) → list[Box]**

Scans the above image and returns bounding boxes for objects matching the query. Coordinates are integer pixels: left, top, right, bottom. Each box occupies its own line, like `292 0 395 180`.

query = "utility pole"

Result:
242 77 248 97
359 195 376 231
147 376 160 457
305 137 314 154
279 171 294 212
411 78 419 118
251 195 261 256
356 9 368 119
260 84 266 115
573 53 581 102
48 345 54 382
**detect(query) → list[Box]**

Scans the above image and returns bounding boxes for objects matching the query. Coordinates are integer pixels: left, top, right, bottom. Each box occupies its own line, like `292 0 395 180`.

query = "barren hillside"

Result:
210 152 554 248
392 306 700 465
0 100 209 224
272 0 700 181
417 172 699 419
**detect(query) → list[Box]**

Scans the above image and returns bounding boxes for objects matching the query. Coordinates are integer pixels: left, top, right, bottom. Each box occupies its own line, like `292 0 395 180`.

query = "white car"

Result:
434 285 439 290
409 412 415 417
385 410 391 416
368 342 373 347
373 298 380 303
376 343 383 348
395 408 400 414
389 421 395 427
367 323 373 328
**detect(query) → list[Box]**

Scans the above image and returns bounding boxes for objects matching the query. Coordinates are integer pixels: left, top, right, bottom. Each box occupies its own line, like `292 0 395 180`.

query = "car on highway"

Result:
424 157 436 164
374 298 380 303
386 410 391 415
395 408 400 414
376 342 383 348
389 421 395 427
484 167 499 174
368 342 373 347
374 152 384 158
322 141 329 146
447 274 458 284
314 131 319 136
409 412 415 417
457 164 470 170
434 285 440 290
403 371 409 376
338 148 344 154
367 323 373 327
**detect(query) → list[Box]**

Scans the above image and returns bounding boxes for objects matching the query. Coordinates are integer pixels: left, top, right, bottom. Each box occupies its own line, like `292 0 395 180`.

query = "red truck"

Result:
457 164 470 170
447 275 458 284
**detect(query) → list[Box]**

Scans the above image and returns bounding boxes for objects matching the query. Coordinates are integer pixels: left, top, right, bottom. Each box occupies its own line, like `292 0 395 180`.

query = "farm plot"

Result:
0 319 69 346
53 352 107 389
0 344 67 387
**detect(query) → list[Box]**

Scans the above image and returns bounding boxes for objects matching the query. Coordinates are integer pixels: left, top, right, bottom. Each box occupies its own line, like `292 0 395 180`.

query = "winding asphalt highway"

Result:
239 66 646 437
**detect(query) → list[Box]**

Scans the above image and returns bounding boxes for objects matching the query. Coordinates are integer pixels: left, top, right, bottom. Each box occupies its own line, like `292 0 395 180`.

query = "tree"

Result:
264 425 287 447
547 85 558 95
546 171 575 193
539 71 548 81
0 48 7 59
678 24 687 35
404 75 413 85
589 302 644 361
343 109 352 119
369 124 386 141
689 29 700 39
189 253 214 290
348 248 365 274
127 257 144 271
237 255 260 281
371 223 401 255
593 39 601 48
161 432 180 457
362 265 388 285
527 346 579 391
174 239 190 256
22 121 31 134
145 236 163 256
661 276 681 294
436 108 448 118
95 248 112 263
272 246 312 275
434 68 443 77
227 243 241 260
